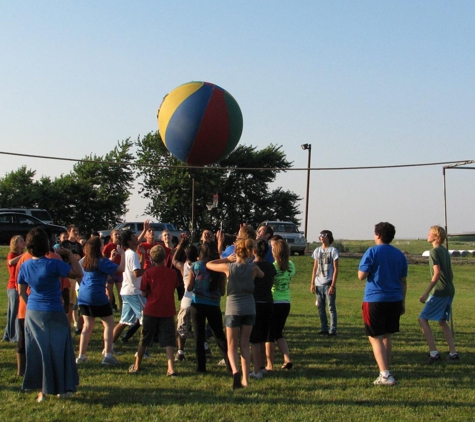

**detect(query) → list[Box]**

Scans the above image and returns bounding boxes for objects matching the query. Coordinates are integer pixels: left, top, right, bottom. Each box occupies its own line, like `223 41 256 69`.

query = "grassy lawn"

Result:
0 244 474 421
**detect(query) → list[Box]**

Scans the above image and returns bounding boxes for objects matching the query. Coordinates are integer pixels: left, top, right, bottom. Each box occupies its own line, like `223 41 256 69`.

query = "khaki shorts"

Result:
176 307 193 339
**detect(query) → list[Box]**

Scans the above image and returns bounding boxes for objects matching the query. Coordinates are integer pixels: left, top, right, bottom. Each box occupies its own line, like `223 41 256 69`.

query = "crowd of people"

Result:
2 219 458 401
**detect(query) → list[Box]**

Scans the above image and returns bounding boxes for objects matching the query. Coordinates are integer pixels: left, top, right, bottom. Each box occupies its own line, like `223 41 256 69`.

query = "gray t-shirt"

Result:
225 262 255 316
312 246 339 286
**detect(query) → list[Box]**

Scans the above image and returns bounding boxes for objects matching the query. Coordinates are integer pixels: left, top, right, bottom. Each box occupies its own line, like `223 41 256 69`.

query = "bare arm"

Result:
357 270 368 281
113 246 126 273
62 288 70 313
328 258 339 295
216 230 225 255
57 248 83 279
8 254 24 266
133 246 146 277
310 259 318 293
137 219 151 242
19 284 28 305
206 259 231 277
419 264 440 303
133 268 146 278
172 233 189 276
401 277 407 314
187 271 195 292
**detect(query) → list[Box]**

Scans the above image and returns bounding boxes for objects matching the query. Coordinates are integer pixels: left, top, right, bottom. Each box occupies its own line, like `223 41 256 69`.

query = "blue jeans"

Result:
316 284 337 334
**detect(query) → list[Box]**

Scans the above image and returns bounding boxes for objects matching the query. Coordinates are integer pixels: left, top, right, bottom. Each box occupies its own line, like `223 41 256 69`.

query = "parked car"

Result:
99 222 183 244
259 220 307 255
0 212 66 245
0 208 54 224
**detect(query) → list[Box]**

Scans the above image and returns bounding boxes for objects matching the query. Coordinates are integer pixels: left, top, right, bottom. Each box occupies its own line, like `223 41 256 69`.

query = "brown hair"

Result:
272 239 290 271
198 241 223 292
82 237 103 272
26 227 50 258
254 239 269 259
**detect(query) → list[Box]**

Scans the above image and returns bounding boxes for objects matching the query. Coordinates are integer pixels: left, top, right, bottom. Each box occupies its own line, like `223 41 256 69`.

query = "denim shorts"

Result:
225 314 255 328
120 295 146 325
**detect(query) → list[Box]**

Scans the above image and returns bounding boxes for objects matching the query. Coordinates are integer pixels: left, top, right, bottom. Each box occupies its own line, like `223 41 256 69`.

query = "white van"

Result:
0 208 54 224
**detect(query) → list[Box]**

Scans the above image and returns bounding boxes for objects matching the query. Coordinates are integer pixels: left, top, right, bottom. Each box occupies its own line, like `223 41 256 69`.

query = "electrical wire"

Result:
1 150 472 172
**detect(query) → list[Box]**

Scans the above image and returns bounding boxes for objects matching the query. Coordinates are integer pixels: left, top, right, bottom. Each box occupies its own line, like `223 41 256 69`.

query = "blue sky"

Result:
1 1 474 241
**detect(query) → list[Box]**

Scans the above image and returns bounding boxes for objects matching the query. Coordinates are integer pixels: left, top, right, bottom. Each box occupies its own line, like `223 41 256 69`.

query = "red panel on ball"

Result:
186 85 229 166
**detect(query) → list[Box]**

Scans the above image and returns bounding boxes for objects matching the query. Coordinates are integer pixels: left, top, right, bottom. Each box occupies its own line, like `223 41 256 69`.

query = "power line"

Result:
0 150 472 172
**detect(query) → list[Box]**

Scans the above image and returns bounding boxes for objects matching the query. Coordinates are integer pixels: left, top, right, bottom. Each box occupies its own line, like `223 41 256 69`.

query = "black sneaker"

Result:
319 330 329 335
446 353 460 361
428 353 441 364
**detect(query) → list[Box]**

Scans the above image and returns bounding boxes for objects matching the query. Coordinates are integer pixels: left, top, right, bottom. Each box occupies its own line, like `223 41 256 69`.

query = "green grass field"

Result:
0 244 474 421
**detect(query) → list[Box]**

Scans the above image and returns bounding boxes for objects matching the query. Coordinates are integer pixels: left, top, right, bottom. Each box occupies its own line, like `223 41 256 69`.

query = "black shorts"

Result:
107 274 123 285
362 301 403 337
266 302 290 342
250 302 273 344
140 315 175 348
79 303 113 318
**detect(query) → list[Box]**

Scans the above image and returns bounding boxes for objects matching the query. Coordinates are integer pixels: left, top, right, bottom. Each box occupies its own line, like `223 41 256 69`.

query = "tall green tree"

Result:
0 166 41 207
60 138 135 233
0 139 135 234
135 131 301 235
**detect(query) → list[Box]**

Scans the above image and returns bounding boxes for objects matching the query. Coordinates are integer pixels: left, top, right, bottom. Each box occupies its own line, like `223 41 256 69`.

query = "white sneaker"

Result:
373 374 396 385
76 356 90 364
249 371 263 380
102 355 120 366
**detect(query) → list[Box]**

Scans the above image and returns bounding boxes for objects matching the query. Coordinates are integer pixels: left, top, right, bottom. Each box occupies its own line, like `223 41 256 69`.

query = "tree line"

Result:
0 132 301 236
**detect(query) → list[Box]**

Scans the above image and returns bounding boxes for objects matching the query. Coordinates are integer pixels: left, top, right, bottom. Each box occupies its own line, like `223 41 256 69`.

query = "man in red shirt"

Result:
128 245 180 376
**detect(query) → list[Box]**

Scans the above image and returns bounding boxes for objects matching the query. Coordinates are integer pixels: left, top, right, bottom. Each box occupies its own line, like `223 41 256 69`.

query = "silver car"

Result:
259 220 307 255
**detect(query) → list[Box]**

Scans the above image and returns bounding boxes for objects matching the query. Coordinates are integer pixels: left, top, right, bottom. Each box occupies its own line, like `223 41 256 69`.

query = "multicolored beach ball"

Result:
157 81 243 166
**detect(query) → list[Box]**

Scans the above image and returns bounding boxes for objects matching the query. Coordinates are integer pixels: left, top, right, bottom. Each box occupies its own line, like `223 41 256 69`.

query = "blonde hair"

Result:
10 235 23 253
150 244 166 264
272 239 290 271
235 238 255 260
430 226 446 243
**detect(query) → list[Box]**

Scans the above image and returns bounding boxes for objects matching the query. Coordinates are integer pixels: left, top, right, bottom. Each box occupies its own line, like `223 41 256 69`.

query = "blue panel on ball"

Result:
165 84 214 162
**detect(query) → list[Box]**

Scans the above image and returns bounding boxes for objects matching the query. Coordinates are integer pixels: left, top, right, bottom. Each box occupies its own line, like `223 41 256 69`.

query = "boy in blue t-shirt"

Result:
358 222 407 386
